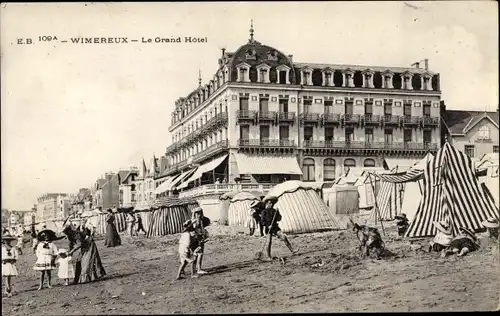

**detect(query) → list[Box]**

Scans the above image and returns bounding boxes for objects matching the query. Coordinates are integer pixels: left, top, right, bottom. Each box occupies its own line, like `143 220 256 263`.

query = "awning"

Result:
154 176 175 194
177 155 228 189
167 168 197 190
235 154 303 175
384 158 419 171
376 169 424 183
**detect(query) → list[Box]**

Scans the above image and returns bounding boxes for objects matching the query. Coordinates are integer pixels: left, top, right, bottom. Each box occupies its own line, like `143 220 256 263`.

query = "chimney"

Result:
424 59 429 70
288 55 293 62
221 48 226 56
412 62 420 69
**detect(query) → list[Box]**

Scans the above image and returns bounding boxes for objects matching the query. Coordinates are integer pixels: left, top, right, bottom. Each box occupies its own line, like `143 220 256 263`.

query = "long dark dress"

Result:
104 214 121 247
79 234 106 282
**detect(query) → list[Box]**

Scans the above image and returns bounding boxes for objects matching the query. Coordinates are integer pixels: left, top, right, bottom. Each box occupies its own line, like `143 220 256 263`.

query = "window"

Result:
423 130 432 143
260 125 270 140
324 100 333 114
364 158 376 167
239 68 247 82
131 193 136 202
404 129 412 143
345 128 354 142
423 104 431 116
259 69 267 83
365 128 374 143
365 102 373 115
384 103 392 115
149 192 153 201
465 145 475 158
345 101 353 115
239 97 249 111
279 99 289 112
325 127 334 141
302 158 315 182
494 145 499 153
279 126 289 140
384 129 393 144
240 125 250 140
303 99 312 113
478 126 490 139
259 97 269 112
323 158 336 181
344 158 356 174
304 126 313 141
404 103 412 116
279 71 287 84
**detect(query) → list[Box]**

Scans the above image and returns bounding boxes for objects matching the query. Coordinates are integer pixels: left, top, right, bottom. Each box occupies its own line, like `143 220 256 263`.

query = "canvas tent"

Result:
146 197 198 238
405 143 499 238
218 191 239 225
227 192 260 227
353 168 385 209
476 153 499 209
264 181 346 233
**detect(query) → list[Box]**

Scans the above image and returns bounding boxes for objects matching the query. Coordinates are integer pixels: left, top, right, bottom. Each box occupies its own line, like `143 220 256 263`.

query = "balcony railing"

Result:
383 115 401 125
278 111 296 121
238 139 296 148
422 116 439 126
343 114 361 123
179 183 275 199
303 141 439 150
193 140 229 163
300 112 321 123
322 113 341 124
236 110 257 120
258 111 277 121
363 114 380 124
402 115 420 125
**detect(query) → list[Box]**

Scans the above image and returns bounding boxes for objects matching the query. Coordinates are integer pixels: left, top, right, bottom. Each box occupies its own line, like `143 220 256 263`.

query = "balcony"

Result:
383 115 401 126
303 141 439 152
193 140 229 164
402 115 420 126
179 183 275 199
238 139 296 148
278 111 296 124
300 112 321 125
166 143 179 155
304 140 342 149
258 111 277 123
422 116 439 127
322 113 341 125
236 110 257 123
342 114 361 124
363 114 380 125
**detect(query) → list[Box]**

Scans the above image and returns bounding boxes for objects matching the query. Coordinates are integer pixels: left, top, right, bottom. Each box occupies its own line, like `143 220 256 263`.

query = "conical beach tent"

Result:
146 197 195 238
228 192 260 227
264 181 346 233
406 143 499 238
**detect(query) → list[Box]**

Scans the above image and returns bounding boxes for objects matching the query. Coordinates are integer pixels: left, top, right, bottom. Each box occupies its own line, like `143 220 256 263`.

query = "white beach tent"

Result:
405 143 499 238
263 181 346 234
218 191 239 225
353 168 385 209
227 192 260 227
476 153 499 209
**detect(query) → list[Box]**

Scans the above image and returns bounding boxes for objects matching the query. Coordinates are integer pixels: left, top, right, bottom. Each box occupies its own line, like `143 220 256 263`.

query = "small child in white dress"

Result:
34 231 59 290
176 220 197 280
2 234 19 297
56 249 75 286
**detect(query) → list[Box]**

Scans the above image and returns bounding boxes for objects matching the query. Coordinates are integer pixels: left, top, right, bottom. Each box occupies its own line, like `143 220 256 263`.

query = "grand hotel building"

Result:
158 27 442 200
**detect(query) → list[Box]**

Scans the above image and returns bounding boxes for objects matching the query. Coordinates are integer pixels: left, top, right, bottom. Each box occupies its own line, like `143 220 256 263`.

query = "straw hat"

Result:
263 196 278 204
482 218 500 229
459 227 477 240
37 229 65 242
250 200 261 209
434 220 452 235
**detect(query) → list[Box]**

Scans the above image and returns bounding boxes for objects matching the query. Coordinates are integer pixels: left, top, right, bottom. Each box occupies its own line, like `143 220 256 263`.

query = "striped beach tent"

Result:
405 142 499 238
218 191 240 225
227 192 260 227
146 197 195 238
95 211 127 235
264 181 346 234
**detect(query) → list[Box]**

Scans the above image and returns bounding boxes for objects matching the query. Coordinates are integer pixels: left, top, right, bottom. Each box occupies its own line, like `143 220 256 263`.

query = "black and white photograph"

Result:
1 1 499 313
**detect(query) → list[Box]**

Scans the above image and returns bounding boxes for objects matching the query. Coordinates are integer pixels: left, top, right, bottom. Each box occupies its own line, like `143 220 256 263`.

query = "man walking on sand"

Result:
260 197 298 261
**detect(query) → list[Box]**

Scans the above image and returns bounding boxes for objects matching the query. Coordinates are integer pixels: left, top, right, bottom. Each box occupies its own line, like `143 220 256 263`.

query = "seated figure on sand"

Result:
428 220 453 253
441 227 480 258
350 219 385 259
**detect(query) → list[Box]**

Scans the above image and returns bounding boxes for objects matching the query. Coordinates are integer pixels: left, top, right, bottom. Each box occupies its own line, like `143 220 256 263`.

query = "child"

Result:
176 220 197 280
56 249 75 286
34 230 59 290
2 233 19 297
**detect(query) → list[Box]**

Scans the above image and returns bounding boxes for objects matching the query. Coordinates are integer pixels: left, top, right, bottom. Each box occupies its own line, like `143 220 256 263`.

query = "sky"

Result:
1 1 498 210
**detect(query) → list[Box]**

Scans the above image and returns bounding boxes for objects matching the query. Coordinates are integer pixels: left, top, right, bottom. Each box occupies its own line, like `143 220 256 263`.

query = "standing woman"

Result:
126 211 136 237
104 208 121 247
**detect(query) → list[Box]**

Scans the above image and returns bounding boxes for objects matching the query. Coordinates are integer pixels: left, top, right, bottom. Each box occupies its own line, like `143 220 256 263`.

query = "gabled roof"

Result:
442 110 499 135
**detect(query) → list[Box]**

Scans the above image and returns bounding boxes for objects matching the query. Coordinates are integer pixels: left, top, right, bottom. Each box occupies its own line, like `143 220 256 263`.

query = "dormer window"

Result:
322 69 334 87
301 67 313 85
343 69 355 88
362 70 374 88
422 74 433 91
236 63 251 82
256 64 271 83
245 49 256 60
478 126 491 140
276 65 291 84
382 71 394 89
401 73 413 90
267 50 278 61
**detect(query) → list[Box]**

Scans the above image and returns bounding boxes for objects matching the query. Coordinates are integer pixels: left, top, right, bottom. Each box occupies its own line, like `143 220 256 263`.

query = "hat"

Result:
482 218 500 229
459 227 477 240
2 233 16 242
395 213 407 220
250 200 261 209
58 249 68 255
37 229 65 242
434 221 452 235
263 195 278 204
191 207 203 214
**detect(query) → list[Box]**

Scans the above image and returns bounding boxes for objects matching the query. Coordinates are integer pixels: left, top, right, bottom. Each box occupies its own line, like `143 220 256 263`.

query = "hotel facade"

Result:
159 27 442 201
